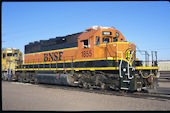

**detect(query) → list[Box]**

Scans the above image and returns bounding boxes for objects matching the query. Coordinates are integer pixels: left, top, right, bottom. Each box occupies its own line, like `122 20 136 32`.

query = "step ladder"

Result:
120 50 135 90
121 79 131 90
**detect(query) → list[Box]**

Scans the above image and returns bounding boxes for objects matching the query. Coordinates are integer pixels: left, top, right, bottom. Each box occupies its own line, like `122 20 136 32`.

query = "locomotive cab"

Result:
2 48 23 81
76 26 159 91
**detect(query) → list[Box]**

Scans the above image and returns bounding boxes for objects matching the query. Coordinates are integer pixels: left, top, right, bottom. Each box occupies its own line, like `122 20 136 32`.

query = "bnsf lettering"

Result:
59 52 63 60
49 53 54 61
52 52 58 61
44 52 63 62
44 53 49 62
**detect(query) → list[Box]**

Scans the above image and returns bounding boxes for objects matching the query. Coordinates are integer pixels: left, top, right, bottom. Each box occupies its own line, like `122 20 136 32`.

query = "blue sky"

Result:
2 1 170 60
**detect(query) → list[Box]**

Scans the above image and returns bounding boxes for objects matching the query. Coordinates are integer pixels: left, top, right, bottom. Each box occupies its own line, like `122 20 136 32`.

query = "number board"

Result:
102 31 112 35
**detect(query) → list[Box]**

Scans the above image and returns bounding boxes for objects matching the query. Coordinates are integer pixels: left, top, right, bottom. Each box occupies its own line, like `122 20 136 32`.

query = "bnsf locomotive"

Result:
4 26 160 92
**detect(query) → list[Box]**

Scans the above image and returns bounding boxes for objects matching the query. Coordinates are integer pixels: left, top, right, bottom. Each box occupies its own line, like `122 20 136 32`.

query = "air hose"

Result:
139 70 159 79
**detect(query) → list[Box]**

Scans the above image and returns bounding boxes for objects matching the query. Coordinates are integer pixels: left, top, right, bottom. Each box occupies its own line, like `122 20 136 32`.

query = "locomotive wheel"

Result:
18 75 21 82
7 76 12 81
83 82 89 89
2 73 8 81
3 76 7 81
21 78 25 83
30 76 35 84
34 78 39 84
18 76 24 83
78 84 83 88
25 76 30 83
101 83 106 90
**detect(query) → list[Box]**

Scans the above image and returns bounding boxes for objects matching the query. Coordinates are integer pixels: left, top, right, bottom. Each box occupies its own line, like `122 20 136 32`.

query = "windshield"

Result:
103 38 109 43
13 53 18 57
7 53 12 56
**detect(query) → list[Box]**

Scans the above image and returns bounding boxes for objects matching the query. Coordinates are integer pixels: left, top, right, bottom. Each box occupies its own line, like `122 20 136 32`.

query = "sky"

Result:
2 1 170 60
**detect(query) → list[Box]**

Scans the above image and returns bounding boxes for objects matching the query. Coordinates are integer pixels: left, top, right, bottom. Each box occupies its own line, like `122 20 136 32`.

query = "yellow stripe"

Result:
25 47 78 55
100 42 134 46
15 67 119 71
23 57 129 65
135 67 159 70
16 66 159 71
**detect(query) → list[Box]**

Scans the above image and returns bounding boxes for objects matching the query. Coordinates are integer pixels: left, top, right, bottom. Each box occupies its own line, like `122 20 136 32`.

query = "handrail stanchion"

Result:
116 51 123 78
127 50 134 79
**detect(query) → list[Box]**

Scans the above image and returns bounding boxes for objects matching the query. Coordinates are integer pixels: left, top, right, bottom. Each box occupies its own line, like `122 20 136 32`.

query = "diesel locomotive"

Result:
1 48 23 80
3 26 160 92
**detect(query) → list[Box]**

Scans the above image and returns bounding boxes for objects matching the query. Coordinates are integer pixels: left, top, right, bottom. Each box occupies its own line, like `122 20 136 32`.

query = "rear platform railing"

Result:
136 47 158 67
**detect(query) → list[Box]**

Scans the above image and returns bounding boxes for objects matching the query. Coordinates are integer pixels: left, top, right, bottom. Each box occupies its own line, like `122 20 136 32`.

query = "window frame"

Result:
102 37 110 43
7 53 12 57
96 36 100 45
113 38 118 42
3 53 6 59
13 53 18 57
82 38 90 48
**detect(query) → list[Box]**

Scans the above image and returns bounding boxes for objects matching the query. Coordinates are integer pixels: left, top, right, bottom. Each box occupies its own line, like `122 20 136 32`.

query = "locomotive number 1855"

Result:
81 50 92 57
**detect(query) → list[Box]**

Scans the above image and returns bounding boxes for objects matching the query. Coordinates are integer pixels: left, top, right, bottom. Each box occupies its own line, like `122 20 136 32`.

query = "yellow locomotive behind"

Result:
1 48 23 80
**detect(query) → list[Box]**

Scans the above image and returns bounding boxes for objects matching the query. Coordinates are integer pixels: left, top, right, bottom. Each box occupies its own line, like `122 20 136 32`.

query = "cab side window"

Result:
103 38 109 43
113 38 118 42
3 53 6 58
82 39 90 48
13 53 18 57
121 38 125 42
7 53 12 56
96 36 100 45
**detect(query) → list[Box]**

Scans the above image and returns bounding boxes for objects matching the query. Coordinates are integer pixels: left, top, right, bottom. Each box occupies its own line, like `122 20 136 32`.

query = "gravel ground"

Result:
2 81 170 111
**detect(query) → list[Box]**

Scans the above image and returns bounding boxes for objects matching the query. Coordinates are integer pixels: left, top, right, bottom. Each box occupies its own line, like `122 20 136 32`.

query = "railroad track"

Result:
159 71 170 82
40 84 170 101
5 81 170 101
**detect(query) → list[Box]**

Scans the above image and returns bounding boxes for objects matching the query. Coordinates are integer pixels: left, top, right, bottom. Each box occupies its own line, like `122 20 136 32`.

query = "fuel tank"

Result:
35 71 76 86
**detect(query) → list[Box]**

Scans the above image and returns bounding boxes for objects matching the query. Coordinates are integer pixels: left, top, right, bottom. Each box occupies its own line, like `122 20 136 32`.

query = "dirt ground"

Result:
2 81 170 111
